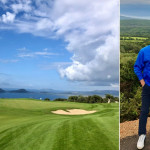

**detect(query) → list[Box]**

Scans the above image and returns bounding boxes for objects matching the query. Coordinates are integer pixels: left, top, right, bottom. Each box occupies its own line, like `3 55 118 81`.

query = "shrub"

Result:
105 94 117 103
120 87 142 122
54 98 67 101
77 95 87 103
68 96 78 102
44 98 50 101
87 95 103 103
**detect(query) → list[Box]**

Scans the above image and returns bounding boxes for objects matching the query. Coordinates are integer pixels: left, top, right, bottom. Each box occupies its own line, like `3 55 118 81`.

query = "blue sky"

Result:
0 30 72 90
0 0 119 91
121 0 150 19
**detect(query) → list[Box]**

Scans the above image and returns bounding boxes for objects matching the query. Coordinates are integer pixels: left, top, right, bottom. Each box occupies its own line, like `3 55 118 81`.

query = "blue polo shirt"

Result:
134 45 150 86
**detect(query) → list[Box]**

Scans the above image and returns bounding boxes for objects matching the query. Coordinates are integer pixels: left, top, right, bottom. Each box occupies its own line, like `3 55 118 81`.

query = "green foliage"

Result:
120 52 142 122
114 97 119 102
68 95 117 104
54 98 67 101
102 98 108 103
120 19 150 122
44 98 50 101
105 94 118 103
68 96 78 102
120 40 144 53
87 95 103 103
120 57 139 99
77 95 87 103
120 87 142 122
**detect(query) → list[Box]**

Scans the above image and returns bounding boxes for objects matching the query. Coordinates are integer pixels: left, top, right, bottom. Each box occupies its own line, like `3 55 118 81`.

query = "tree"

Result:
87 95 103 103
102 98 108 103
114 97 119 102
105 94 115 103
68 96 78 102
54 98 67 101
120 58 139 99
120 87 142 122
44 98 50 101
77 95 87 103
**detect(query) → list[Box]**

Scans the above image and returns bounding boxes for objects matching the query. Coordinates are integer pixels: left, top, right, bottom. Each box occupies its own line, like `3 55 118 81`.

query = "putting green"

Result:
0 98 119 150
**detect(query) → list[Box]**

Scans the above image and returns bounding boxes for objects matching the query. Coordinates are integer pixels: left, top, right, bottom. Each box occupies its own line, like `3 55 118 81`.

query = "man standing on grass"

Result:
134 45 150 149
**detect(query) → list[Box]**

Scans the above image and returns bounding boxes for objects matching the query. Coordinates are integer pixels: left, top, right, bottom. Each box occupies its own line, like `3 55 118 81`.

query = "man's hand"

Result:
140 79 145 87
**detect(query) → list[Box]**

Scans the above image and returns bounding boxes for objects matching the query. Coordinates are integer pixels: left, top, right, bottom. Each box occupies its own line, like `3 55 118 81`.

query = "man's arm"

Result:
134 51 145 87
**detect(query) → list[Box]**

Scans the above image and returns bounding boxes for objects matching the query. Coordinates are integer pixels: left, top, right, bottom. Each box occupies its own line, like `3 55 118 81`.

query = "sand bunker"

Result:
51 109 96 115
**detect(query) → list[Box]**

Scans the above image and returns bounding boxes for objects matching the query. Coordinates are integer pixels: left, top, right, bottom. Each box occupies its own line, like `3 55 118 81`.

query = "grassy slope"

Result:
0 99 119 150
121 19 150 37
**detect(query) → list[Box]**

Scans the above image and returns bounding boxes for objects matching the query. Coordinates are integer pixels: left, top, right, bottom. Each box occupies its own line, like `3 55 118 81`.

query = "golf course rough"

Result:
0 98 119 150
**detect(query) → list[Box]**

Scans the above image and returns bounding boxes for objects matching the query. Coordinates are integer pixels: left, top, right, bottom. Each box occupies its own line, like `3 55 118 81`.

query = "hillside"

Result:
9 89 29 93
0 88 5 93
121 19 150 37
120 15 135 20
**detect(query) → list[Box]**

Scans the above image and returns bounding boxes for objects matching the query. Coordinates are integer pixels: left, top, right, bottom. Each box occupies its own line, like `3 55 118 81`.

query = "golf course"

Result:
0 98 119 150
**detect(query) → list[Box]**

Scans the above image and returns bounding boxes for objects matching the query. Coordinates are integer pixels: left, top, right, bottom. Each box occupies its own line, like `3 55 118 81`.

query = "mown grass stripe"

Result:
0 99 119 150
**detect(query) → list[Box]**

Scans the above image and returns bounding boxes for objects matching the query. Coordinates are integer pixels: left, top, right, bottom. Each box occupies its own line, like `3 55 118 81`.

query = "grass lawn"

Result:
0 98 119 150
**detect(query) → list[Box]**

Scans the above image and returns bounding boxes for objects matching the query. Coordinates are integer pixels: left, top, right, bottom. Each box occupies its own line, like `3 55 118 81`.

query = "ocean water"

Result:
0 92 70 100
0 91 118 100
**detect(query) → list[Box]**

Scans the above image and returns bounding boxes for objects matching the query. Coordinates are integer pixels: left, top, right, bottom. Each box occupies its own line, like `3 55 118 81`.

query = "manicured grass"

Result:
0 98 119 150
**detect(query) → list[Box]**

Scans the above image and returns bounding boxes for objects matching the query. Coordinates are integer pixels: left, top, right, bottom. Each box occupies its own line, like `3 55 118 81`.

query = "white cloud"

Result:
0 59 19 63
36 18 53 30
11 0 32 13
60 34 119 84
18 52 57 58
56 0 119 85
17 48 58 58
0 0 7 4
1 12 15 23
39 62 72 70
0 0 119 86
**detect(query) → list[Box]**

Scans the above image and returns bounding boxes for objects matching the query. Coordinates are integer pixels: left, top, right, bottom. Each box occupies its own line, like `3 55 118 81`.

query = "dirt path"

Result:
120 133 150 150
120 118 150 139
120 118 150 150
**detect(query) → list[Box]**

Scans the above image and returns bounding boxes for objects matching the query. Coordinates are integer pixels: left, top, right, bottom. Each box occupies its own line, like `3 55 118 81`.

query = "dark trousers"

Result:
139 84 150 135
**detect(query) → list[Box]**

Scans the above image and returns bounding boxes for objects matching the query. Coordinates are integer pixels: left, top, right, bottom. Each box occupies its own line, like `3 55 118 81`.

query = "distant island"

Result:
10 89 29 93
0 88 6 93
0 88 119 97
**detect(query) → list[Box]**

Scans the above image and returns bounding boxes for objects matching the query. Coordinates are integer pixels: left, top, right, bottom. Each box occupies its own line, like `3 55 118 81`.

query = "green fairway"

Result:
0 99 119 150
